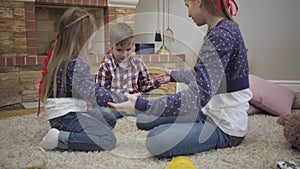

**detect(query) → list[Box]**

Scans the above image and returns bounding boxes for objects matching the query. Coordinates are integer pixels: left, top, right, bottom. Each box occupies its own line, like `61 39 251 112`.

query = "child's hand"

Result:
108 93 139 115
155 69 171 84
85 100 93 110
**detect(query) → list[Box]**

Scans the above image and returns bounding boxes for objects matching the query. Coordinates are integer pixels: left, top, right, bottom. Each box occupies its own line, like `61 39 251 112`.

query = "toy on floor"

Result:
277 113 300 151
165 156 195 169
277 160 299 169
17 145 48 169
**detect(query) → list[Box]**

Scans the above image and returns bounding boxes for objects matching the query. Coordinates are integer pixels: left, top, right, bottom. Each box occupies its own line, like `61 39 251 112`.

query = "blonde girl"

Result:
40 7 124 151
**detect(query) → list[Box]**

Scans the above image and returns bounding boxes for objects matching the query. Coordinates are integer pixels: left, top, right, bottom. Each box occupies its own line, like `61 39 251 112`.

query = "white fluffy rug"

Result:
0 113 299 169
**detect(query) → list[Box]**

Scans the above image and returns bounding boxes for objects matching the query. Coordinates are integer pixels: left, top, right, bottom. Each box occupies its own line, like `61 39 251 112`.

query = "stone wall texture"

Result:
0 1 27 60
0 67 41 107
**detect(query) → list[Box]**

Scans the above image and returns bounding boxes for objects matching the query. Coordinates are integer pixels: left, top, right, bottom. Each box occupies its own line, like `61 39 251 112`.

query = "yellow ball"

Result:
165 156 196 169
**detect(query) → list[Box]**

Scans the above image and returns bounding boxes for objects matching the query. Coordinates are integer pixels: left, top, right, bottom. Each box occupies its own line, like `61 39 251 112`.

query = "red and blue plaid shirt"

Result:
96 55 160 94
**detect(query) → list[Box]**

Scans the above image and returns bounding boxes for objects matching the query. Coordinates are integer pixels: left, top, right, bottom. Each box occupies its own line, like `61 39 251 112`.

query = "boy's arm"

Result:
97 62 112 89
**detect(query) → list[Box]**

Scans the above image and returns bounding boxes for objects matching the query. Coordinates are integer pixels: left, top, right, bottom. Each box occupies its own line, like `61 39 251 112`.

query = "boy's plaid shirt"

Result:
96 55 160 93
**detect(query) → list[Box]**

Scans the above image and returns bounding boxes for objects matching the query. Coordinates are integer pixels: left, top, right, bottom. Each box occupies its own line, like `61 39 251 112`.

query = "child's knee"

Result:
95 132 116 151
104 134 116 150
145 128 170 156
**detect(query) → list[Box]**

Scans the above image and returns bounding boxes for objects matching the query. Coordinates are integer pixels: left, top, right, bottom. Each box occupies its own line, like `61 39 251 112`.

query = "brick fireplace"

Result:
0 0 185 108
0 0 137 67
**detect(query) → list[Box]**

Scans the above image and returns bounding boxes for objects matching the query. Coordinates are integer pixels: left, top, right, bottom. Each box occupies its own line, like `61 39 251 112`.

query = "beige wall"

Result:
236 0 300 81
135 0 300 82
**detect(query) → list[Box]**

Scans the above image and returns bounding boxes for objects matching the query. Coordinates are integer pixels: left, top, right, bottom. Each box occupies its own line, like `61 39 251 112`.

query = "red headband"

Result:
210 0 239 16
37 38 56 117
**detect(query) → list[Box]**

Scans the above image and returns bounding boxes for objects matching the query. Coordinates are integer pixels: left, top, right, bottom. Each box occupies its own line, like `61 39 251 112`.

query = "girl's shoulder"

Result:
216 19 238 30
207 19 241 42
71 57 90 70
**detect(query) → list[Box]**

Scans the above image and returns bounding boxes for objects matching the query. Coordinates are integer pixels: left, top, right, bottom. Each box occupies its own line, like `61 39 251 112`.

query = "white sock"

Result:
41 128 59 150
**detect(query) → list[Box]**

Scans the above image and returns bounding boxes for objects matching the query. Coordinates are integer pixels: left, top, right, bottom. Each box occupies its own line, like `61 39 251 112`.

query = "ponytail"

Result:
205 0 239 25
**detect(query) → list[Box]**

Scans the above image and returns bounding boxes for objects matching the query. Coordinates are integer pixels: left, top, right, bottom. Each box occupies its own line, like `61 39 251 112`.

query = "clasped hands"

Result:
108 69 172 115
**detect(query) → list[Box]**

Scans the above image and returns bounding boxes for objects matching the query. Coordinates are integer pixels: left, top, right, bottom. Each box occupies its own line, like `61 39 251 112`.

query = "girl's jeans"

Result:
136 112 245 158
97 107 125 119
49 108 117 151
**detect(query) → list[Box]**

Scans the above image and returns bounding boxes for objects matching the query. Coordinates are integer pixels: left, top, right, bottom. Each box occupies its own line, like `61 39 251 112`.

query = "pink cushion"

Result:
249 74 295 116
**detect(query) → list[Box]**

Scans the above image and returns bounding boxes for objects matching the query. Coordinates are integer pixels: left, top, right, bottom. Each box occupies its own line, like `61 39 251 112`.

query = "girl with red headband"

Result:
39 7 127 151
109 0 252 158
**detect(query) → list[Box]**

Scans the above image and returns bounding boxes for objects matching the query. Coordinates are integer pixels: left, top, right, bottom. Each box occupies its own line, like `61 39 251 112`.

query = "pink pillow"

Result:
249 74 295 116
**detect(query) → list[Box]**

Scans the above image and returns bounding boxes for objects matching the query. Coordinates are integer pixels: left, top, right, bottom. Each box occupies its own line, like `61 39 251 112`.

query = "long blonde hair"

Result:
41 7 97 102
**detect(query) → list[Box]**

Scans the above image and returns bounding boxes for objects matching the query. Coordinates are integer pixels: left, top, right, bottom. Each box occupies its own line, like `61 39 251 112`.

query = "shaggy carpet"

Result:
0 112 299 169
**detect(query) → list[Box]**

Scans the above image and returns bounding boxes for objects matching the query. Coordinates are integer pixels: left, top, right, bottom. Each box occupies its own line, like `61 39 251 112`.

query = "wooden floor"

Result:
0 108 43 120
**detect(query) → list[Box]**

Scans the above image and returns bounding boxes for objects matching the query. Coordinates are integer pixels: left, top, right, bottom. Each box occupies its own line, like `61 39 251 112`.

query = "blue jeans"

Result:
98 107 125 119
137 113 245 158
49 108 117 151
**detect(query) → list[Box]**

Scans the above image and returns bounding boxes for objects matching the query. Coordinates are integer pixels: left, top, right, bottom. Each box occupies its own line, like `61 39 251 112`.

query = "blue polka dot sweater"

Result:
135 19 250 117
47 57 127 107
